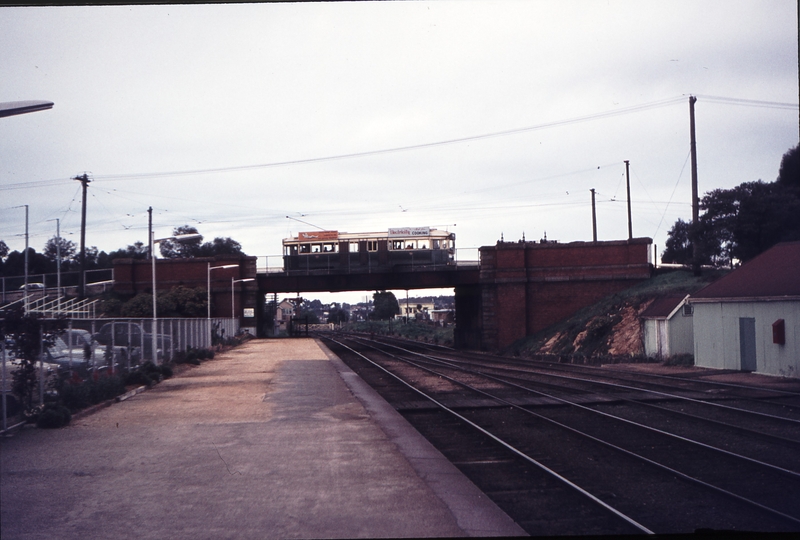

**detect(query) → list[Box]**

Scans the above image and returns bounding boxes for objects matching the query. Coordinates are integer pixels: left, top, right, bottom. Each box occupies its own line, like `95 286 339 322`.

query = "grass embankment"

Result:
507 269 726 364
343 320 454 347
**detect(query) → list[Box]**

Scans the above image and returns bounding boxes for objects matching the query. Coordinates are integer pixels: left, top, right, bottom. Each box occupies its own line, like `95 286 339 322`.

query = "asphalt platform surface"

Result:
1 338 525 539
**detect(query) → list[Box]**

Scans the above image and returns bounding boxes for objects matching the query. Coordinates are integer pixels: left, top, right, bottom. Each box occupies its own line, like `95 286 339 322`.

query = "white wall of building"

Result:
668 308 695 357
642 302 694 359
693 300 800 377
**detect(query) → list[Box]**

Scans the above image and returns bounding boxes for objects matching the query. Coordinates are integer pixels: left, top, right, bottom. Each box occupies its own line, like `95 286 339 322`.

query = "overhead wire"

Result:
80 96 688 182
694 95 799 110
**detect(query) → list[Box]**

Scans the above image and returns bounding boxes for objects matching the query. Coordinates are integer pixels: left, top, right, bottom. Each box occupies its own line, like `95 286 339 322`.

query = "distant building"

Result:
640 294 693 359
398 298 435 320
275 299 296 332
689 242 800 378
430 309 455 326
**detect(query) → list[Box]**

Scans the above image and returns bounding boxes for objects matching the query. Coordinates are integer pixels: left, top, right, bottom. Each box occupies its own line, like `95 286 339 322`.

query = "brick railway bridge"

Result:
112 237 653 350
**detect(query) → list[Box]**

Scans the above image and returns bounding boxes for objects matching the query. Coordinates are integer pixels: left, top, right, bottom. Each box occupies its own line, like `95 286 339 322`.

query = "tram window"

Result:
432 240 440 249
300 244 311 254
392 240 405 250
441 241 448 249
287 245 298 256
349 243 359 253
322 243 336 252
311 244 321 253
420 243 427 249
367 241 378 252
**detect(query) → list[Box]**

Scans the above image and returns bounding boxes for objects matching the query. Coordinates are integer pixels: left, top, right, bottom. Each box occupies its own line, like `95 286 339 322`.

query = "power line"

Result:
694 94 799 110
2 94 793 192
85 96 688 182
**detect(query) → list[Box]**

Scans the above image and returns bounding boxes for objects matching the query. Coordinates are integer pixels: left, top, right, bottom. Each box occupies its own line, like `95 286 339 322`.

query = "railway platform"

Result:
0 338 525 539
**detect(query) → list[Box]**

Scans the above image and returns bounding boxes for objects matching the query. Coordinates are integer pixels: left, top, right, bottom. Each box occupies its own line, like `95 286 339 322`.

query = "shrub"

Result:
36 403 72 429
90 375 126 404
664 353 694 366
60 382 91 411
125 370 152 387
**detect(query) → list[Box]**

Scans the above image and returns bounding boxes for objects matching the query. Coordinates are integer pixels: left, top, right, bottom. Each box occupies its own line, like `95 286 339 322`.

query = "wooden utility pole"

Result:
590 188 597 242
148 206 153 259
625 160 632 240
23 205 28 313
689 96 700 276
73 173 91 298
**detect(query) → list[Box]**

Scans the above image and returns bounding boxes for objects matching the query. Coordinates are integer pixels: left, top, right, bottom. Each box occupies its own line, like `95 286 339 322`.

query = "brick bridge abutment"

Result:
455 237 653 351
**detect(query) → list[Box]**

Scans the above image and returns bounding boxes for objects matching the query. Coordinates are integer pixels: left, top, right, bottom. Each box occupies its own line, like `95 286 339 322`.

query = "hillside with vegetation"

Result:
506 269 726 363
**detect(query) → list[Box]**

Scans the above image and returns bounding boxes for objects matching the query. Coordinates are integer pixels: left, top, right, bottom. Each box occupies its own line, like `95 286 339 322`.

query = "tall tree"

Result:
198 237 245 256
661 219 693 264
159 226 203 258
663 146 800 267
371 291 400 320
107 241 149 261
778 144 800 189
43 236 77 269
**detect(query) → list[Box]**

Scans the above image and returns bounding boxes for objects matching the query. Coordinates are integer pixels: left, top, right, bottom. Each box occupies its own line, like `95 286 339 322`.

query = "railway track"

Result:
319 333 800 537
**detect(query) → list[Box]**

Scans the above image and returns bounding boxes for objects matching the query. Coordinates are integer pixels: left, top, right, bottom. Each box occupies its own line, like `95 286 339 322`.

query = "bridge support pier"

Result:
454 285 482 349
473 238 653 351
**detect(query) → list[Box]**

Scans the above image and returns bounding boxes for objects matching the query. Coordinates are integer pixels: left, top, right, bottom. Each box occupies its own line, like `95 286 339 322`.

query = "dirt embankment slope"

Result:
509 269 725 361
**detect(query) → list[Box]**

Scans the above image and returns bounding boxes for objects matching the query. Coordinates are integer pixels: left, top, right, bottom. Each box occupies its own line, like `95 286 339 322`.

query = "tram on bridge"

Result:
282 227 455 273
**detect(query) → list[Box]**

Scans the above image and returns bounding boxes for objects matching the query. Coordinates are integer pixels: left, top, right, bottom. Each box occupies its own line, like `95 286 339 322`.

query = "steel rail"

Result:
497 356 800 415
418 340 800 410
400 343 800 425
382 334 800 400
404 351 800 448
396 348 800 448
520 355 800 398
324 336 656 535
338 336 800 528
365 338 800 480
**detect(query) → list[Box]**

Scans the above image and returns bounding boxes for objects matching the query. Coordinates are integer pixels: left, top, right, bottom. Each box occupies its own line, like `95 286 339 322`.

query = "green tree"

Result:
159 226 247 258
119 286 208 317
327 305 349 324
43 236 77 268
2 307 65 411
198 237 245 256
370 291 400 320
0 247 52 277
664 146 800 267
159 226 203 258
778 144 800 189
107 241 149 261
157 286 208 317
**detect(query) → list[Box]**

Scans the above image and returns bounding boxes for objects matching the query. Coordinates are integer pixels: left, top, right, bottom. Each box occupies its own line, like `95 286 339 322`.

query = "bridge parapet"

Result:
478 238 652 350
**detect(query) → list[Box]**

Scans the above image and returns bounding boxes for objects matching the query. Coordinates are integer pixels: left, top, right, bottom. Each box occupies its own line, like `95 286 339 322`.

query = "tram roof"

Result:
283 228 453 243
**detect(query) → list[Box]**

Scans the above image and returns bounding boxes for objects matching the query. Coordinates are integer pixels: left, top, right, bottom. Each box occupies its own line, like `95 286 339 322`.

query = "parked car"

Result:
50 329 109 372
18 282 45 290
94 322 171 362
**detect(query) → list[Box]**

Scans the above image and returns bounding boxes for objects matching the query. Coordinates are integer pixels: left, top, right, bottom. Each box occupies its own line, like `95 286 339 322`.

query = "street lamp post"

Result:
231 278 255 333
151 231 202 364
208 264 237 347
46 218 61 312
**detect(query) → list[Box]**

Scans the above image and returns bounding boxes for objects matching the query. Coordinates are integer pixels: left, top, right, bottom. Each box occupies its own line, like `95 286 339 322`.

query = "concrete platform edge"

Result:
317 338 528 538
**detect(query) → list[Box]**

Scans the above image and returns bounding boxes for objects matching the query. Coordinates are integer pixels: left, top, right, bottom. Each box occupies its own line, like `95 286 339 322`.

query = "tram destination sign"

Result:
299 231 339 241
388 227 430 237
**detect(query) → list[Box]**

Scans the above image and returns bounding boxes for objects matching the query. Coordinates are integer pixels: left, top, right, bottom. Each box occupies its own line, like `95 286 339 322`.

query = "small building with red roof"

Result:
689 241 800 377
640 294 693 359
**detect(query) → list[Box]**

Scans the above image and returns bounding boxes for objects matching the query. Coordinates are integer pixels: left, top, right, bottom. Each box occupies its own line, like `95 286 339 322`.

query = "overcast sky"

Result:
2 1 798 304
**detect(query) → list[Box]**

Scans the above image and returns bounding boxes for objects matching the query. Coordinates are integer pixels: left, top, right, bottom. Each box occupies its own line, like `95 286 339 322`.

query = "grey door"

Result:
739 317 757 371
